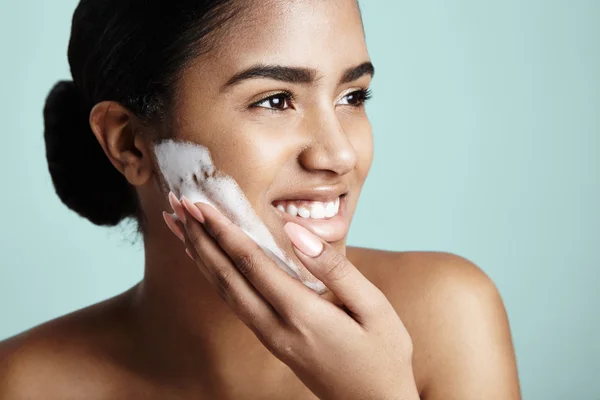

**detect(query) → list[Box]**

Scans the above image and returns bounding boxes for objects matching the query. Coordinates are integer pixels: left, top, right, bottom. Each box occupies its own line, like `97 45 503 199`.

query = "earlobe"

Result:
89 101 153 187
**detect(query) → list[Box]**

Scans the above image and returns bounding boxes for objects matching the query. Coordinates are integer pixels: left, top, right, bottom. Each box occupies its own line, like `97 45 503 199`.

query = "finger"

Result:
162 203 241 299
181 225 290 354
162 211 185 242
164 196 282 339
162 210 205 271
185 208 285 335
181 197 315 321
185 247 195 261
283 222 387 325
168 191 187 224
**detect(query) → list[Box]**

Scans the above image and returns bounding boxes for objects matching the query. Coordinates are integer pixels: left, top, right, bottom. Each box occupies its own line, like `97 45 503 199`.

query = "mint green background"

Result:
1 1 598 399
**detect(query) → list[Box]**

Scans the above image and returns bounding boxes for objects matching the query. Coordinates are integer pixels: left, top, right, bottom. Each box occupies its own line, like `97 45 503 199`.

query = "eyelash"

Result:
250 88 373 111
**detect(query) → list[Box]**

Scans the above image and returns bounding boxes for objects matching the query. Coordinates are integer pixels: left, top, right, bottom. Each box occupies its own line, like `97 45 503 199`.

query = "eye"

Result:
251 92 293 111
338 88 373 107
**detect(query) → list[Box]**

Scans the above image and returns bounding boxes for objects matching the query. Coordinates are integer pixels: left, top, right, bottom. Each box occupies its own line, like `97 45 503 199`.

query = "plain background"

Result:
1 1 598 399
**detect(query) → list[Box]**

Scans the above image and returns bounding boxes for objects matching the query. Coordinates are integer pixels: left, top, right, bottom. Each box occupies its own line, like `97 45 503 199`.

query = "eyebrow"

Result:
339 61 375 85
220 61 375 91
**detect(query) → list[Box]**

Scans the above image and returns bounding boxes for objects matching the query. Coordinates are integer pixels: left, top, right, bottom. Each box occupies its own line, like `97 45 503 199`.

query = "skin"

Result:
0 0 521 399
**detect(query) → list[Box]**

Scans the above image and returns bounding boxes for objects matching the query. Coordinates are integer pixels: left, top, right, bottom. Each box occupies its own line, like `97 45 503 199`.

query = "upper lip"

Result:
271 184 349 204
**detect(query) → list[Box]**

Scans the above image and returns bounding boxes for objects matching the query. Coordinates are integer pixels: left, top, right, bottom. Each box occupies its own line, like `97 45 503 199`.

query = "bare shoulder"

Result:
0 289 139 400
347 247 521 399
348 247 491 290
347 248 504 336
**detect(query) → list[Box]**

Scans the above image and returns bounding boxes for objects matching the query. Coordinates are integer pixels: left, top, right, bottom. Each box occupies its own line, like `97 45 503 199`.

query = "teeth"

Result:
285 203 298 217
324 201 336 218
275 197 342 219
310 203 325 219
297 206 311 218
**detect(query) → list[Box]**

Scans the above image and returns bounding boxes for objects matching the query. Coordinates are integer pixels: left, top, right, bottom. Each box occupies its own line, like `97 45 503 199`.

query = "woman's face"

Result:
157 0 373 287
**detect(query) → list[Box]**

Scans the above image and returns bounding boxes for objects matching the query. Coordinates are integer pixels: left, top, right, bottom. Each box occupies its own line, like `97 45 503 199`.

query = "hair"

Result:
43 0 242 227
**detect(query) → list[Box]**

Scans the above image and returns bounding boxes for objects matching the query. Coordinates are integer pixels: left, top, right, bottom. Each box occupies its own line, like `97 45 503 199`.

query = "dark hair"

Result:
43 0 240 227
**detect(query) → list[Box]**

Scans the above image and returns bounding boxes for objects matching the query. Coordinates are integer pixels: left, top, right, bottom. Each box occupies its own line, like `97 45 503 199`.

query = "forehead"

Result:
189 0 368 86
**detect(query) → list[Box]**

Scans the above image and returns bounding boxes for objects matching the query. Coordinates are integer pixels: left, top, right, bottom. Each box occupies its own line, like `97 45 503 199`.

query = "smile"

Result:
272 197 340 219
272 195 348 243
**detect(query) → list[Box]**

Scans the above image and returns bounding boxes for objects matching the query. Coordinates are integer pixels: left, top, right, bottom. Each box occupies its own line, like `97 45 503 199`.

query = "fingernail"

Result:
284 222 323 257
181 196 205 224
163 211 185 242
185 248 195 261
168 191 187 224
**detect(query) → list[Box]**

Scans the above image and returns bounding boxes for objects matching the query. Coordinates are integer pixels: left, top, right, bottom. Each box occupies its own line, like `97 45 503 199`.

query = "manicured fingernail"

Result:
168 191 186 224
163 211 185 242
181 196 205 224
284 222 323 257
185 248 195 261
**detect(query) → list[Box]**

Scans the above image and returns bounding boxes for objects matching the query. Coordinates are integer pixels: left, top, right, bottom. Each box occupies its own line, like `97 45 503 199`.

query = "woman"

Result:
0 0 521 398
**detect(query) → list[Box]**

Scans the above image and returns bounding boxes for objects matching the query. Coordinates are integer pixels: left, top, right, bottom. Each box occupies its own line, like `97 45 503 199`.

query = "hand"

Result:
163 193 419 400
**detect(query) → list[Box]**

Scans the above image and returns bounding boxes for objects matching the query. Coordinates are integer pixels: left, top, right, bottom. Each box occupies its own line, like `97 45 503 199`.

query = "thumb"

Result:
283 222 386 324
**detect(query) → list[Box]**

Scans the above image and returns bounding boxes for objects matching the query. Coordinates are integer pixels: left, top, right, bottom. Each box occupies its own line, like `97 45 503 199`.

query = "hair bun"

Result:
43 81 137 226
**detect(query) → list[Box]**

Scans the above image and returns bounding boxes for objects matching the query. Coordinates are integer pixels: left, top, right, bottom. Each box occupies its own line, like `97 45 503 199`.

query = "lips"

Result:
273 194 349 243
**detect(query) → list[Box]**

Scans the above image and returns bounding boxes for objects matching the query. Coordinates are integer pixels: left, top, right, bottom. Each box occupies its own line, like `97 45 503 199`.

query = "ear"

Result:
89 101 154 186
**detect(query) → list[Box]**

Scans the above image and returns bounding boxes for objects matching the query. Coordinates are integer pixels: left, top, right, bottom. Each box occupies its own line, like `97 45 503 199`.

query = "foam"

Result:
153 139 327 294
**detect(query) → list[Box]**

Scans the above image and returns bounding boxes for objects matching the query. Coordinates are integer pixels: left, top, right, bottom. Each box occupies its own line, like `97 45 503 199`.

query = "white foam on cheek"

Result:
153 139 327 294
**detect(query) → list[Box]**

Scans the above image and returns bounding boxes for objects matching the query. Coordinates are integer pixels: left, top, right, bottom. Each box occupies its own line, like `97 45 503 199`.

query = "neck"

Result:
129 226 290 390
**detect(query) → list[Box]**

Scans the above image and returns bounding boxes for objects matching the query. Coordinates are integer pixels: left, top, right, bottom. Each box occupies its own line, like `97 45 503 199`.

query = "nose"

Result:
298 110 358 176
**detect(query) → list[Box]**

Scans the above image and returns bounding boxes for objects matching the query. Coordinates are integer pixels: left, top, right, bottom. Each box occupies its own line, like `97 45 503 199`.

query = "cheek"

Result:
172 109 280 184
207 130 298 202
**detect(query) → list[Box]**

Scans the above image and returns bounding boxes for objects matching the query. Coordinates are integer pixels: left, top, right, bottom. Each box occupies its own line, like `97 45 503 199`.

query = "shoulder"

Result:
348 248 521 399
348 248 506 333
0 332 87 399
0 290 139 399
348 247 499 308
